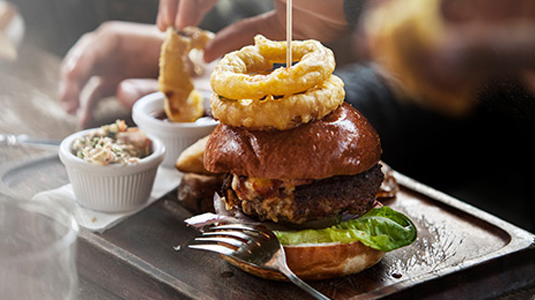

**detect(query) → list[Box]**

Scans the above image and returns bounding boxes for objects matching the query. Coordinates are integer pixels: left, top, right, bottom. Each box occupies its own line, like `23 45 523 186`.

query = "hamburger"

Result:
185 36 416 281
205 103 383 226
193 103 416 281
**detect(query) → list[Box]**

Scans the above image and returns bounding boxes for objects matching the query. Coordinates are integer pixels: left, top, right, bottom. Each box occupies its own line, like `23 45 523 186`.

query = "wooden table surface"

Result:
1 43 535 300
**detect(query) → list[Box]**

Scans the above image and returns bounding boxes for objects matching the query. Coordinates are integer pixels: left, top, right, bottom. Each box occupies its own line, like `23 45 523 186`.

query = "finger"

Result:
290 0 348 30
441 24 535 72
116 79 159 110
204 10 284 62
59 32 100 113
157 0 179 31
59 75 83 114
442 0 535 23
419 23 535 91
77 76 123 128
176 0 219 28
176 0 201 28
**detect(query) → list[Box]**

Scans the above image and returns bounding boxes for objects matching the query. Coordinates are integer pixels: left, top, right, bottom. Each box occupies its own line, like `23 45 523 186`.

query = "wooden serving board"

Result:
2 155 534 299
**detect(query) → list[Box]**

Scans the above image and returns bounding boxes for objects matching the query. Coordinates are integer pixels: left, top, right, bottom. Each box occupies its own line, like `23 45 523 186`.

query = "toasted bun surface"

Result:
204 103 382 180
222 241 384 281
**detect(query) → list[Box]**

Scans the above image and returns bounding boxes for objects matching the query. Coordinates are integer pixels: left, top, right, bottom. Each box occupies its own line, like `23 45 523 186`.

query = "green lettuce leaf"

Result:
274 206 417 252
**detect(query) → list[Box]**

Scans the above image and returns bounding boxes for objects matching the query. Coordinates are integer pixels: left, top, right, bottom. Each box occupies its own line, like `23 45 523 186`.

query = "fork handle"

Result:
278 265 331 300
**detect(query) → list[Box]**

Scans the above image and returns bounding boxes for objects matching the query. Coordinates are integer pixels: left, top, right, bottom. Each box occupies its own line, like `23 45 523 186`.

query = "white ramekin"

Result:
132 92 218 168
58 129 165 213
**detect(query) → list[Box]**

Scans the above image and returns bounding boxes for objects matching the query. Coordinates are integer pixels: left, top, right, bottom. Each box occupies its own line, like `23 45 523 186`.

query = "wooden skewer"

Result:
286 0 292 67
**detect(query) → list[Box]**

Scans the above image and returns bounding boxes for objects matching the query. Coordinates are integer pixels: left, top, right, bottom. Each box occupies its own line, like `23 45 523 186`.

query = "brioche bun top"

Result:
204 103 382 180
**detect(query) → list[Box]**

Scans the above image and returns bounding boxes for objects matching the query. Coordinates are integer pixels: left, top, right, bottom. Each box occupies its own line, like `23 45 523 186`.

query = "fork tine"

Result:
211 223 260 232
201 230 251 240
194 236 244 248
188 243 235 256
210 224 271 239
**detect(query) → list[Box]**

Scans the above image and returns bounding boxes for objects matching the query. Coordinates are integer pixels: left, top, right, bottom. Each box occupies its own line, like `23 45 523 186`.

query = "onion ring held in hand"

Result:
210 35 336 100
210 75 345 130
159 27 213 122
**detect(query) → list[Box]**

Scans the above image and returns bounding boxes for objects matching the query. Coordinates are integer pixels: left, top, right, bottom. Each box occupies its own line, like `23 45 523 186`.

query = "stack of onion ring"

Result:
210 35 345 131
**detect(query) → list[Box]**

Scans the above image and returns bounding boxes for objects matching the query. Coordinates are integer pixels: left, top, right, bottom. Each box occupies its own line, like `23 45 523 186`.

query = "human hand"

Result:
59 21 164 128
420 0 535 93
362 0 535 115
156 0 350 62
156 0 219 31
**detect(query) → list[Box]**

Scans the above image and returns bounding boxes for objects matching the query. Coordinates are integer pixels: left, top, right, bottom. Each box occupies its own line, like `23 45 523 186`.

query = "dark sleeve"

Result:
343 0 367 29
334 63 403 147
334 63 465 174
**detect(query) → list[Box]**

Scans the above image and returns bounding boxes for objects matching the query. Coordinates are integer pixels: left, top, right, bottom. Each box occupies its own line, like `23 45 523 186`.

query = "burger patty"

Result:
222 163 384 225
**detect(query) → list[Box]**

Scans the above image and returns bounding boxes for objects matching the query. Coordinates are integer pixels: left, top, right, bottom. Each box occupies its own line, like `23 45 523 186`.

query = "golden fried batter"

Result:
211 35 335 100
210 75 344 130
158 27 214 122
209 35 341 131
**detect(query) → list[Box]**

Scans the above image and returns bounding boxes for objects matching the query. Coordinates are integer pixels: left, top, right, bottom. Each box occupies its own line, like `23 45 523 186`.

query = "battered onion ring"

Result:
210 35 335 100
210 75 345 130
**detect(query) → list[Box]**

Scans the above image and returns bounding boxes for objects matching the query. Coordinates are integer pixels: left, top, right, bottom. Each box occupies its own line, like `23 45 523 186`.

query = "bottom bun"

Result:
222 241 384 281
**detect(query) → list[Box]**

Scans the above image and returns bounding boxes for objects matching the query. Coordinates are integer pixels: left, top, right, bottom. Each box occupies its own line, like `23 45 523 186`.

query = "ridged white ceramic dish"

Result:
132 92 217 168
59 128 165 213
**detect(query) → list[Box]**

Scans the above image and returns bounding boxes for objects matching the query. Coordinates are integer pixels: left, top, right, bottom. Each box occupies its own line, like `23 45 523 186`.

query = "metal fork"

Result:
189 224 331 300
0 134 60 147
